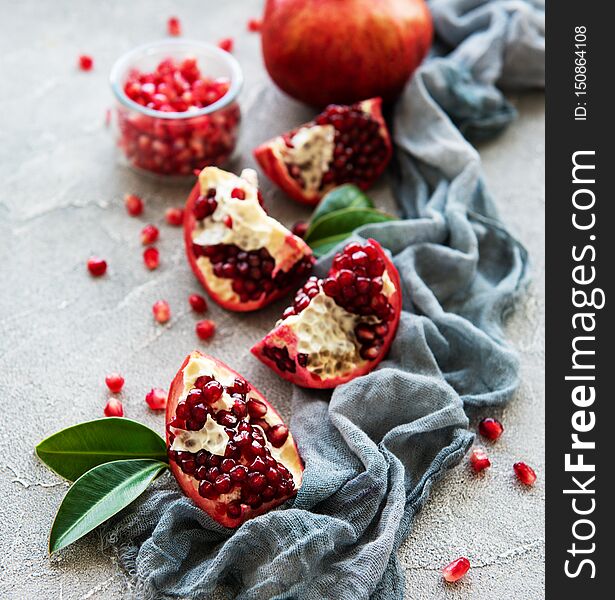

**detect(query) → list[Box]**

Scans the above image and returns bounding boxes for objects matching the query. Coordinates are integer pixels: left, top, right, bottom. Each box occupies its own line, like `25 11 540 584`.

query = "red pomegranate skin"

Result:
261 0 433 107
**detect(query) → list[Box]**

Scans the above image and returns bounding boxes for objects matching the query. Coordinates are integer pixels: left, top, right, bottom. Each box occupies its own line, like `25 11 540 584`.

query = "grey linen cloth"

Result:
103 1 544 598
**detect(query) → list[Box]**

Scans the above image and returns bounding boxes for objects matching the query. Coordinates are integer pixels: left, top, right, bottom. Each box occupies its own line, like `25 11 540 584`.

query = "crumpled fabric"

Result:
103 1 544 598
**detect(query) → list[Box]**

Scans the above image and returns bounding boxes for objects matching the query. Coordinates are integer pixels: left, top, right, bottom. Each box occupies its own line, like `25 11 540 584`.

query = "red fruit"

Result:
105 373 125 394
165 351 304 527
513 462 537 486
218 38 234 53
153 300 171 324
261 0 432 107
146 388 167 410
78 54 93 71
291 221 308 239
124 193 144 216
143 247 160 270
184 167 314 311
141 224 159 245
104 398 124 417
248 18 262 32
167 16 181 36
87 256 107 277
469 448 491 473
252 239 401 388
165 207 184 227
189 294 208 313
254 98 392 205
478 417 504 441
117 57 240 177
442 557 470 583
196 320 216 340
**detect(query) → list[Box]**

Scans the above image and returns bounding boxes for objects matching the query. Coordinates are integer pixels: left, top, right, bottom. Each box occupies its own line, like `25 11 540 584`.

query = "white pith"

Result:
275 270 396 380
192 167 307 303
279 125 335 192
170 415 228 456
175 352 303 489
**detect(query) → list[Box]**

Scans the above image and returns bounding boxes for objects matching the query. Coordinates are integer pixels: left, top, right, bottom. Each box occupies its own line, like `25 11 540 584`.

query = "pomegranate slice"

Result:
184 167 314 311
166 351 304 527
253 98 392 206
252 239 401 388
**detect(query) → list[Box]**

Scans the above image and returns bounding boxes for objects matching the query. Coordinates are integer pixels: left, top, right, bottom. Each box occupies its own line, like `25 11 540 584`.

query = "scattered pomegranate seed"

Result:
165 207 184 226
153 300 171 324
167 16 181 36
218 38 234 53
469 448 491 472
87 256 107 277
124 193 144 216
105 373 125 394
196 320 216 340
143 247 160 270
513 461 537 486
104 398 124 417
141 224 159 246
291 221 308 238
78 54 93 71
189 294 208 313
146 388 167 410
442 557 470 583
478 417 504 441
247 18 262 32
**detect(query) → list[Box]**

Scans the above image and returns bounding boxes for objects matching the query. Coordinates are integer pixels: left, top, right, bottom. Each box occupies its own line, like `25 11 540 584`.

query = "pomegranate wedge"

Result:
252 239 402 388
185 167 314 311
254 98 392 206
166 351 304 528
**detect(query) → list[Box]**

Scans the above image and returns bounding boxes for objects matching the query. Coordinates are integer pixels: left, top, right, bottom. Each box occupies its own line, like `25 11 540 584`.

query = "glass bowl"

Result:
110 39 243 178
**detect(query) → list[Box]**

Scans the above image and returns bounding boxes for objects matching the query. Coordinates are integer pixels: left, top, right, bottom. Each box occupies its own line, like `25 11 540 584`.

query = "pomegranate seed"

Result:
196 320 216 340
218 38 234 53
189 294 208 313
202 380 223 403
165 207 184 226
105 373 124 394
478 417 504 441
513 462 537 486
247 398 267 418
167 16 181 36
78 54 93 71
227 501 242 518
87 256 107 277
152 300 171 324
141 224 159 245
124 193 144 216
143 247 160 270
104 398 124 417
247 18 262 32
223 215 233 228
442 557 470 583
146 388 167 410
267 424 289 448
469 448 491 472
291 221 308 238
230 187 246 199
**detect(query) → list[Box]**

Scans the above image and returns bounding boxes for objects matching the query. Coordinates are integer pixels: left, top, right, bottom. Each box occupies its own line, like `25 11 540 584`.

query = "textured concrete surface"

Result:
0 1 544 598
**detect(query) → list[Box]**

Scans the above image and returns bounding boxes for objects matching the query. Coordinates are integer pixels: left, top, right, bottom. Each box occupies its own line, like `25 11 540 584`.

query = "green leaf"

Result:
49 459 167 554
36 418 168 482
307 185 373 234
305 207 396 246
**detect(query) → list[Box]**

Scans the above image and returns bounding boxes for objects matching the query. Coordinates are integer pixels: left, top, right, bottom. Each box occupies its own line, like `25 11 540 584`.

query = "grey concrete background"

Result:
0 0 544 598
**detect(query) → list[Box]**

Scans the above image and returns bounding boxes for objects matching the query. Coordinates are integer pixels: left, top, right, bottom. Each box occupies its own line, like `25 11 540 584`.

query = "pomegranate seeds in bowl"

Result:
165 351 303 527
254 98 392 205
184 167 314 311
110 41 243 177
252 239 402 388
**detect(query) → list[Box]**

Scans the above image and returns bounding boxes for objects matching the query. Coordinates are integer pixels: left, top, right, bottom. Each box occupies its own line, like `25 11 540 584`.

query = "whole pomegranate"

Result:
261 0 433 106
